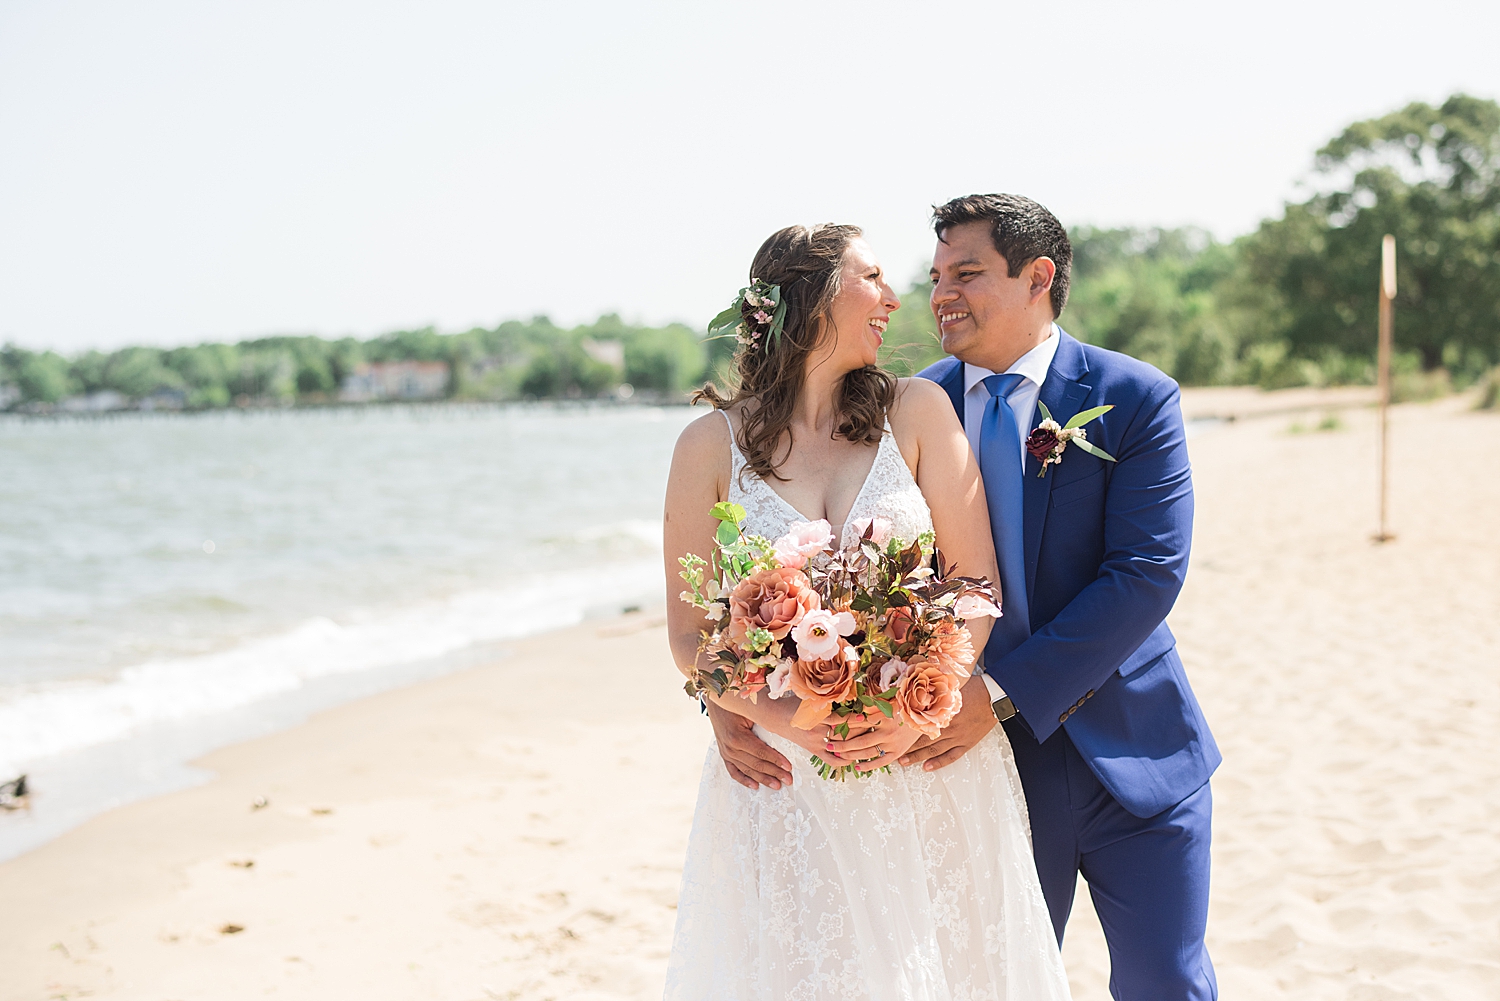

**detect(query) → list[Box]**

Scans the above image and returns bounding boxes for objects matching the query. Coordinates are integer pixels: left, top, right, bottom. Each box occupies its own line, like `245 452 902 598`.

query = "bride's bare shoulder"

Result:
889 377 961 436
672 407 735 480
886 378 962 475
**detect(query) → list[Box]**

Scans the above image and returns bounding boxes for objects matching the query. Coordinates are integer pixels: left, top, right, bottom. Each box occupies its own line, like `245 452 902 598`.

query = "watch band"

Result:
991 695 1017 722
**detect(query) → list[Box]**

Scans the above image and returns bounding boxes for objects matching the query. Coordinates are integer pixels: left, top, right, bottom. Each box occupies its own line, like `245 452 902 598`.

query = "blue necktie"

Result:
979 373 1031 660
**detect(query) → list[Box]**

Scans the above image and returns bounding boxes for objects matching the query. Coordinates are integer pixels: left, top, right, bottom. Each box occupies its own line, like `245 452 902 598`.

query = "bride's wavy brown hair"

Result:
694 224 896 481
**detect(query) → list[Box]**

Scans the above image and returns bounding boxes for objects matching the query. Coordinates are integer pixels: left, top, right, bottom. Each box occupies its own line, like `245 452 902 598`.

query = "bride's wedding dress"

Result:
664 415 1071 1001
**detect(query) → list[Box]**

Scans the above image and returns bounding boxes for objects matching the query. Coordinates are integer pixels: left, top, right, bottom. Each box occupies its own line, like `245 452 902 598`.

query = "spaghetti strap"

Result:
719 410 745 470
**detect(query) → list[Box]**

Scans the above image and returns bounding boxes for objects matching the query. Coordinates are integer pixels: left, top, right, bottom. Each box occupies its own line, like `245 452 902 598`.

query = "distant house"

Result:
339 361 451 402
59 390 128 412
138 388 187 411
579 338 625 370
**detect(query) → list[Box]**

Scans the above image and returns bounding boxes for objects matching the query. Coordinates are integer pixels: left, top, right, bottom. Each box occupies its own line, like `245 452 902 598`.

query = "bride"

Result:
661 224 1071 1000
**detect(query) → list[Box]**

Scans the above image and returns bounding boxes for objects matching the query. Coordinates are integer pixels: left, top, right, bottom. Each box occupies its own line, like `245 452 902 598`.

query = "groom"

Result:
906 193 1220 999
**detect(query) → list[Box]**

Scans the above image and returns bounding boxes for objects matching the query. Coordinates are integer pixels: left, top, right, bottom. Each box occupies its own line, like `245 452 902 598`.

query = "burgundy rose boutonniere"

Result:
1027 402 1118 477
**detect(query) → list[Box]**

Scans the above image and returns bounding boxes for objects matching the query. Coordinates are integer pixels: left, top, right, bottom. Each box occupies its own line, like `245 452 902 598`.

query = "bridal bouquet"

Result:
679 503 1000 780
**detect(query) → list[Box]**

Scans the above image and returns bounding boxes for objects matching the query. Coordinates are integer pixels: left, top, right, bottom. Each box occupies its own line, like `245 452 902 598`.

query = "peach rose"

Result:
788 641 860 729
883 605 914 644
921 619 976 678
727 566 819 644
892 657 964 738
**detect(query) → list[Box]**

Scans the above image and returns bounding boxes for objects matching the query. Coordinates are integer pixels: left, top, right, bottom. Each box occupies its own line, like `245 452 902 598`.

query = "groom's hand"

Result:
706 699 794 791
898 674 996 771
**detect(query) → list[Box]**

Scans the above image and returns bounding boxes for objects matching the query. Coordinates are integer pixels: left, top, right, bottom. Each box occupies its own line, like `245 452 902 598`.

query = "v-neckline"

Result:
757 436 885 543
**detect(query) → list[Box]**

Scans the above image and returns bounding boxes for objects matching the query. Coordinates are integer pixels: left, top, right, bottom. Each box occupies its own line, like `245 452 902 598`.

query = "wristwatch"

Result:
981 671 1017 722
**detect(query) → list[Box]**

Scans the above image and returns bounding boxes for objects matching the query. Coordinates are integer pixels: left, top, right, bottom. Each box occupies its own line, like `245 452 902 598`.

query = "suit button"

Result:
1058 713 1068 723
1075 698 1086 708
1086 690 1095 699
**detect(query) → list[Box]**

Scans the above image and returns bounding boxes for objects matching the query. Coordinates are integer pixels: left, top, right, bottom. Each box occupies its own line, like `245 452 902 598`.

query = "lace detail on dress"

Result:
662 410 1072 1001
665 721 1069 1001
722 410 933 549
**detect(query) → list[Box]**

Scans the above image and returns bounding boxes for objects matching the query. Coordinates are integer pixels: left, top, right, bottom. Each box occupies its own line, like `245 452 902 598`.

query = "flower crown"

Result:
707 279 788 351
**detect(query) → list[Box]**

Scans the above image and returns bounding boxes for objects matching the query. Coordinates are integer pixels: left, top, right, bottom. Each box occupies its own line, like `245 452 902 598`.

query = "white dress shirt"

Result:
959 324 1062 702
961 324 1062 473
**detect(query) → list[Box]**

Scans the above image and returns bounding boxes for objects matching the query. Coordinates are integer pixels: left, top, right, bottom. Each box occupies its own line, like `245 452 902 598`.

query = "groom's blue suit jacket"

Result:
919 330 1220 817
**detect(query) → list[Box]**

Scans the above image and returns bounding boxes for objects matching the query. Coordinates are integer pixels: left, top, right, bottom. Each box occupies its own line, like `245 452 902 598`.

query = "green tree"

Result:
623 324 705 391
2 345 75 403
229 348 296 402
163 343 240 408
1238 94 1500 377
101 347 184 397
70 350 111 393
514 331 615 399
1065 228 1240 385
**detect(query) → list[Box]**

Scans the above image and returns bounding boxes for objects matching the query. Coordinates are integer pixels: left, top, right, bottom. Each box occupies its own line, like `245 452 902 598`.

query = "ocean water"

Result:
0 403 700 858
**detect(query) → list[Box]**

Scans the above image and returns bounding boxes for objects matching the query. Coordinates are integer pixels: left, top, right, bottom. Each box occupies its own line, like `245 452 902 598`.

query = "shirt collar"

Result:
962 324 1062 396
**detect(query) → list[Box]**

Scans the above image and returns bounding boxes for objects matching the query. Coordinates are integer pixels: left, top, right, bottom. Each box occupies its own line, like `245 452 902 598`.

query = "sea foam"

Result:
0 559 662 776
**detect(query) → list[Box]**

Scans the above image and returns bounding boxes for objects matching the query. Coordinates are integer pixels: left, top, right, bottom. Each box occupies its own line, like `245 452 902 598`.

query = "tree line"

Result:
4 94 1497 411
0 316 728 409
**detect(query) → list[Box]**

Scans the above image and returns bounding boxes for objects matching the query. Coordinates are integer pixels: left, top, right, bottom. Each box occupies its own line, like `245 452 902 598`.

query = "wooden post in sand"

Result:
1374 234 1397 543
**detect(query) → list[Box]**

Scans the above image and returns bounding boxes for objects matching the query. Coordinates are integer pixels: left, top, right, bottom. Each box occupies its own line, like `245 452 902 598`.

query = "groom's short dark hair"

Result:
932 194 1072 317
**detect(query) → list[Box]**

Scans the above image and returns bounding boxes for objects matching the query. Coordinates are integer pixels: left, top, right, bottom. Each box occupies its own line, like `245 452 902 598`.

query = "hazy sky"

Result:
3 0 1498 352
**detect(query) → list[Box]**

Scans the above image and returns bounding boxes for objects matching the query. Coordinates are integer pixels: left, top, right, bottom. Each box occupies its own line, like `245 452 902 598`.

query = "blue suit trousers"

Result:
1005 713 1218 1000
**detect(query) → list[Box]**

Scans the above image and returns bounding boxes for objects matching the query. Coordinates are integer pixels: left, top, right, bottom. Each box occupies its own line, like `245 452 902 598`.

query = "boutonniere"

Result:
1026 403 1118 477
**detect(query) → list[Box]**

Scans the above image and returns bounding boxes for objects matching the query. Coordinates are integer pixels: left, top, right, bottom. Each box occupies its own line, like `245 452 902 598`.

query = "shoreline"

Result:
0 609 701 1000
0 588 667 865
0 382 1420 425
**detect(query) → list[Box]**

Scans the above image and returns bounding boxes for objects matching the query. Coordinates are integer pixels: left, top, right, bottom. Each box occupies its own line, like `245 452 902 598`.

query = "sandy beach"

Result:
2 389 1497 1000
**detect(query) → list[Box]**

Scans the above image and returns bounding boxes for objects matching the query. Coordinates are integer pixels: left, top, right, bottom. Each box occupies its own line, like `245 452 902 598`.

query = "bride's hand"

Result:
822 714 924 771
766 706 848 759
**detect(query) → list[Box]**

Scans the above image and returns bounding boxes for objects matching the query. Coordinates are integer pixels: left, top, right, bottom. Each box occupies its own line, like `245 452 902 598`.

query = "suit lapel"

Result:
932 357 965 426
1022 333 1091 599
